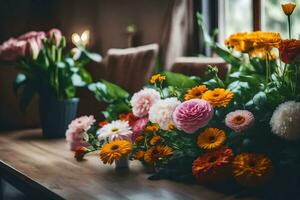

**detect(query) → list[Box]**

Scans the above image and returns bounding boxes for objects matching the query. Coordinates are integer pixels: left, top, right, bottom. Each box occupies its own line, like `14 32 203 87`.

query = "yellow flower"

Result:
281 2 296 15
233 153 273 187
100 140 132 164
150 135 161 145
134 150 145 160
150 74 166 84
135 136 144 144
248 48 277 60
145 124 160 133
184 85 208 101
202 88 234 107
144 146 173 164
197 128 226 150
225 32 281 53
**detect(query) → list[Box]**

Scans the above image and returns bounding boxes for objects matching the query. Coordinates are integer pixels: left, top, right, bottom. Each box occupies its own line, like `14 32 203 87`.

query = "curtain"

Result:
160 0 194 70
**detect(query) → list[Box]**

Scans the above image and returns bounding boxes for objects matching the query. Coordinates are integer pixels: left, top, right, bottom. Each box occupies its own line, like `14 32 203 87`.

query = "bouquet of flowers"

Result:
67 2 300 198
0 28 101 110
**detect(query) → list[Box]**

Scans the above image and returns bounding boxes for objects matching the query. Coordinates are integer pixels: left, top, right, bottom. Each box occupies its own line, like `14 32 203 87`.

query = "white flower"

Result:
97 120 133 141
149 97 181 130
270 101 300 140
130 88 161 117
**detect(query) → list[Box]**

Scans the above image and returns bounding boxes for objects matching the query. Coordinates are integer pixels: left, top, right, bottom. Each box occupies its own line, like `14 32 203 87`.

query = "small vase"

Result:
39 96 79 138
115 156 129 169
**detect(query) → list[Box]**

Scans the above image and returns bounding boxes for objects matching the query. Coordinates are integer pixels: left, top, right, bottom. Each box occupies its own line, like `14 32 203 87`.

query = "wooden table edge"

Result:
0 160 64 200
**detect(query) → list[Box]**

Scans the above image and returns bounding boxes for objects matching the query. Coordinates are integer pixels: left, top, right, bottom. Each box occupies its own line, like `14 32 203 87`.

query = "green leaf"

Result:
78 68 93 84
71 73 86 87
78 46 102 62
14 73 26 94
19 84 36 112
163 71 197 89
253 91 267 107
88 80 129 103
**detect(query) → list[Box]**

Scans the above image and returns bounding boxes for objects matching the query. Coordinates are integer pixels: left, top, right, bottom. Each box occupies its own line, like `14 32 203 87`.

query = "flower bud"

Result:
26 39 40 60
281 2 296 16
47 28 62 47
71 48 81 60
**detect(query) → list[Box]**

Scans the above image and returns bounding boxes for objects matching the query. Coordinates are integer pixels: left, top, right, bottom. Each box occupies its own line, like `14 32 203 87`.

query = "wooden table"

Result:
0 129 253 200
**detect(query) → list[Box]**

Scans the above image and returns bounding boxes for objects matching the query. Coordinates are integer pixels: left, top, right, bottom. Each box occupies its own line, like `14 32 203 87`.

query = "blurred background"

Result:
0 0 297 131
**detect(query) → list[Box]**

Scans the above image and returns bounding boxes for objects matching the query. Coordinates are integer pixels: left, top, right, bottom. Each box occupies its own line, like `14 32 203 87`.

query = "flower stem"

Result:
288 15 292 39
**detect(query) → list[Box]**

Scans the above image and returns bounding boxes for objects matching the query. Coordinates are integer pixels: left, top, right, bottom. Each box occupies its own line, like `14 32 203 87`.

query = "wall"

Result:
0 0 174 130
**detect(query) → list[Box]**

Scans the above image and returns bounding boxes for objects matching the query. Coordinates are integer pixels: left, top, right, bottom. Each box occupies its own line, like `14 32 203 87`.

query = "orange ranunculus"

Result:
281 2 296 16
279 39 300 64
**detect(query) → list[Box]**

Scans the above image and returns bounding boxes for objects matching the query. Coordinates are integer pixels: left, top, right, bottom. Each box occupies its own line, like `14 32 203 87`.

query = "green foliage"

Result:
88 80 130 121
162 71 198 89
14 37 101 111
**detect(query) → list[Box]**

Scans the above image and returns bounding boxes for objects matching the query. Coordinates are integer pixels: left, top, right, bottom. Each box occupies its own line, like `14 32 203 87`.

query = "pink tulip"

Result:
0 38 27 61
47 28 62 47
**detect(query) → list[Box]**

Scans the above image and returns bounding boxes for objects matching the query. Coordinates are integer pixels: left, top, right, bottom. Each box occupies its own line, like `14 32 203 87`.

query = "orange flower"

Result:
134 150 145 160
145 124 159 133
98 120 108 128
281 2 296 15
225 32 281 53
135 136 144 144
100 140 132 164
192 147 233 183
150 136 161 145
184 85 208 101
233 153 273 187
279 39 300 64
74 146 89 161
144 146 173 164
202 88 234 107
197 128 226 150
150 74 166 84
167 123 175 131
119 112 136 125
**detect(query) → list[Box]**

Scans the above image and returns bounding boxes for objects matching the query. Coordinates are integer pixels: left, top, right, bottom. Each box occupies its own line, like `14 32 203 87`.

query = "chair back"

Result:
104 44 159 93
171 57 229 80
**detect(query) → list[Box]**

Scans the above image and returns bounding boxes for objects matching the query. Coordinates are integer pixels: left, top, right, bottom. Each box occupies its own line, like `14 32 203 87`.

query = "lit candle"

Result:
71 30 90 46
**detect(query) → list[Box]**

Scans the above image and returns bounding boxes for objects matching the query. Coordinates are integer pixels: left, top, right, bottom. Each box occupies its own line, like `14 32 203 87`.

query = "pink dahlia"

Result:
65 115 96 151
131 117 148 140
225 110 255 133
130 88 160 117
173 99 214 134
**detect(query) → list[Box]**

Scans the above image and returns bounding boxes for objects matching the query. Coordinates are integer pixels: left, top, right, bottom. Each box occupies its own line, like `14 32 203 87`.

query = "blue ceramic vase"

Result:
39 97 79 138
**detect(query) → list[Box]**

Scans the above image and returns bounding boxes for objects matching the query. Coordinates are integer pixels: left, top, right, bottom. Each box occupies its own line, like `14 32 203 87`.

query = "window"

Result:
223 0 253 38
263 0 300 38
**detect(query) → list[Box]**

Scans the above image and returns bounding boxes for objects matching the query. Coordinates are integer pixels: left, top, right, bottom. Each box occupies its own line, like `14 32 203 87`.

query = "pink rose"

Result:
47 28 62 47
0 38 26 61
130 88 161 117
65 115 95 151
173 99 214 134
131 117 148 139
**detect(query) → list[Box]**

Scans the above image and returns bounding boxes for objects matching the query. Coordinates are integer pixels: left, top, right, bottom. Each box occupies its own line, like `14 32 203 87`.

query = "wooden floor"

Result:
0 129 254 200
